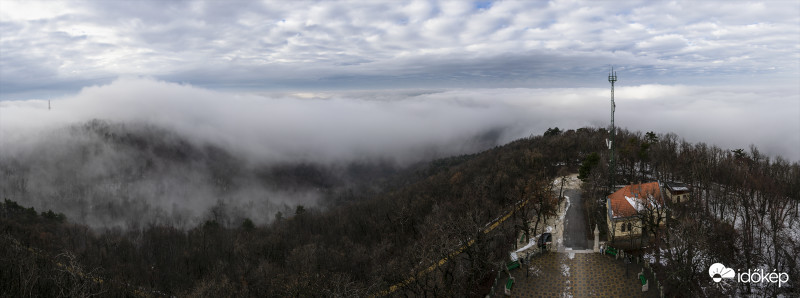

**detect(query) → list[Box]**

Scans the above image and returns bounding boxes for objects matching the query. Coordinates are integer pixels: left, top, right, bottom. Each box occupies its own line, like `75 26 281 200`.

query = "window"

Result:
620 223 625 232
627 223 632 232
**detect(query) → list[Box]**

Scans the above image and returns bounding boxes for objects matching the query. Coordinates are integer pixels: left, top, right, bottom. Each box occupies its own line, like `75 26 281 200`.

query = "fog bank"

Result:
3 78 796 163
1 78 797 228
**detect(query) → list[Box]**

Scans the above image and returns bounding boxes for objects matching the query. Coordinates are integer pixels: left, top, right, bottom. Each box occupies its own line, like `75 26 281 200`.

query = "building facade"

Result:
664 182 690 203
606 182 666 241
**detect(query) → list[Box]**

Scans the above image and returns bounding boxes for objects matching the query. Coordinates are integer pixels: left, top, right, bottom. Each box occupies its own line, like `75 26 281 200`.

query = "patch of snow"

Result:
561 263 570 277
515 237 538 253
643 251 668 267
624 195 659 212
545 226 553 233
559 196 570 221
569 252 575 259
528 265 542 277
625 196 645 212
511 236 541 260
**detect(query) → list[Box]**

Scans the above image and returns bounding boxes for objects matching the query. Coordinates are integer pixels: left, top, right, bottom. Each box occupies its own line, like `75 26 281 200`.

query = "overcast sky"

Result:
1 0 799 161
1 0 798 98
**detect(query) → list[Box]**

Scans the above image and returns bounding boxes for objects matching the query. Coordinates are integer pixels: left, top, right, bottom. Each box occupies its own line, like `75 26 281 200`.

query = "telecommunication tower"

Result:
607 67 617 193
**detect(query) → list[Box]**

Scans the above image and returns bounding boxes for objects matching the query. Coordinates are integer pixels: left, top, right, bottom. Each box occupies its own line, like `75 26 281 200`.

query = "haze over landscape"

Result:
0 1 799 297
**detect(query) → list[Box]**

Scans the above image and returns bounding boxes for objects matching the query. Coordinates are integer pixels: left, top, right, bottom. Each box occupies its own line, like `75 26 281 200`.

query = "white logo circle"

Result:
709 263 734 282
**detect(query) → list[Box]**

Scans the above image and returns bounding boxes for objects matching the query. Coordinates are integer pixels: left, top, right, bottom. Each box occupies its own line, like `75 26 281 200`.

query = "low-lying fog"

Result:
1 78 797 229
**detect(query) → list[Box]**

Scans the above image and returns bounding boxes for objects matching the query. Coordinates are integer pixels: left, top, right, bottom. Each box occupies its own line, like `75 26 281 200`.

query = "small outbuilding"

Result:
664 182 690 203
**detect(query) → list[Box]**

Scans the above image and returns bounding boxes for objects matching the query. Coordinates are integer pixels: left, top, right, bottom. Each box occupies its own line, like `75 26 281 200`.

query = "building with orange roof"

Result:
606 182 666 241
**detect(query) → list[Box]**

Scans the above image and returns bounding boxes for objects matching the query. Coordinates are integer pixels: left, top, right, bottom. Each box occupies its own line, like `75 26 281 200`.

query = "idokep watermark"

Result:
709 263 790 288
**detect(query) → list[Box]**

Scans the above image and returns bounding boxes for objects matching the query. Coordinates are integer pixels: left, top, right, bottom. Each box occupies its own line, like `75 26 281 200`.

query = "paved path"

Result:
563 189 589 249
509 252 659 297
501 175 661 297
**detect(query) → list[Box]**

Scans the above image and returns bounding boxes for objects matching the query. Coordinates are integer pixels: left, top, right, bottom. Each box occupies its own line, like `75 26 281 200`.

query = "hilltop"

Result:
1 122 798 296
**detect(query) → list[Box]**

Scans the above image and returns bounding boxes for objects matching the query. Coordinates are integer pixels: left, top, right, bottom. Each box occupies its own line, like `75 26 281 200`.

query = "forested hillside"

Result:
0 119 404 230
1 122 598 296
577 130 800 297
1 122 798 296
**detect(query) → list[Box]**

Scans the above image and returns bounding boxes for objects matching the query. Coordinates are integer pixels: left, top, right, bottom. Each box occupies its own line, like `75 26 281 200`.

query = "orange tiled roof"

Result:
608 182 662 218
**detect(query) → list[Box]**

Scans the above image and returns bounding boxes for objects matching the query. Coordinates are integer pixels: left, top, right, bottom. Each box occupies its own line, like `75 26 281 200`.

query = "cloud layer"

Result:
1 78 796 228
2 78 798 163
1 0 798 98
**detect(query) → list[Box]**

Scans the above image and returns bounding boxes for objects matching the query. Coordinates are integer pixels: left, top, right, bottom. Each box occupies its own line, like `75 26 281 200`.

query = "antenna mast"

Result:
608 67 617 193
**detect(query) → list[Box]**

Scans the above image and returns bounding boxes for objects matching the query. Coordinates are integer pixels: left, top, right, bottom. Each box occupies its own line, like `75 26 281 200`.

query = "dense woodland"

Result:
1 121 798 297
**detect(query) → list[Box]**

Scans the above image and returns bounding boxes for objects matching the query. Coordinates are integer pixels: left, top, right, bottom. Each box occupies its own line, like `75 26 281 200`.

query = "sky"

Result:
1 0 799 161
1 0 798 97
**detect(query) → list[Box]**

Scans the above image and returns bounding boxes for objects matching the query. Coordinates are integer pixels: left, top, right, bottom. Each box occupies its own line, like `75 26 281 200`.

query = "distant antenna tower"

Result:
48 99 51 110
607 67 617 193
